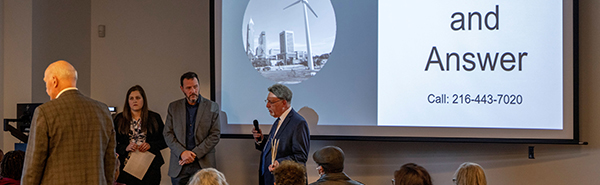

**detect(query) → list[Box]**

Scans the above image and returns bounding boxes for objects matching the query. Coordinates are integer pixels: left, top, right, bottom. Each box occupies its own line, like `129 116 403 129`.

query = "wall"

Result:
2 1 599 185
32 0 91 102
91 0 211 116
0 1 3 150
3 0 32 151
2 0 92 152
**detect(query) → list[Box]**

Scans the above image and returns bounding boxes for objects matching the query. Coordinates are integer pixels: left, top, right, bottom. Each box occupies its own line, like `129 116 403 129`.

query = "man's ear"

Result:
52 76 59 88
282 99 289 106
317 166 325 175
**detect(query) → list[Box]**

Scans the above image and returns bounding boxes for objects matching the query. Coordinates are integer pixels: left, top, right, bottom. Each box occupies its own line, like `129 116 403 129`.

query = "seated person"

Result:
453 162 487 185
0 150 25 185
273 160 306 185
310 146 363 185
188 168 229 185
393 163 432 185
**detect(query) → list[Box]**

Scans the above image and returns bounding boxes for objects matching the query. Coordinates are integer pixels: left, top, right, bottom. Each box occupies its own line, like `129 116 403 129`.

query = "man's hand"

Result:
138 142 151 152
268 160 280 172
252 128 263 142
126 142 138 152
179 150 197 165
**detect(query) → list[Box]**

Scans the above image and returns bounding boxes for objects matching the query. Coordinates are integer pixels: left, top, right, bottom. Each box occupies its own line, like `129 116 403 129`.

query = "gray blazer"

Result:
21 90 116 185
163 96 220 177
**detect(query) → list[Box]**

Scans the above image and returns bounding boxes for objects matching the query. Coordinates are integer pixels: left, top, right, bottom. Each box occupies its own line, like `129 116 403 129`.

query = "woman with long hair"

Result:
114 85 167 185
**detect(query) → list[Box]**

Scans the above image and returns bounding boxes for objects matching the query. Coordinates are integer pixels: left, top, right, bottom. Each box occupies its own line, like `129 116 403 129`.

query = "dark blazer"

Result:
114 111 167 185
163 96 221 177
21 90 116 185
256 108 310 185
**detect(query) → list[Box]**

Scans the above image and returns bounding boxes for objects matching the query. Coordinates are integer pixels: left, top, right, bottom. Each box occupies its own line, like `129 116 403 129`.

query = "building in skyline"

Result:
257 31 267 59
279 30 295 63
269 48 280 55
246 19 255 58
296 51 307 61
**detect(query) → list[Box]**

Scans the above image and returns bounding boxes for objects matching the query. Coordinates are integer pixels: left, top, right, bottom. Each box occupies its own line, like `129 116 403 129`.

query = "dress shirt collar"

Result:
56 87 78 99
278 106 293 123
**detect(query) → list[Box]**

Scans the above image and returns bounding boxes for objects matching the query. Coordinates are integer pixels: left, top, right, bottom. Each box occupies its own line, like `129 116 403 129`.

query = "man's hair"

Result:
180 72 199 87
0 150 25 180
268 84 292 103
393 163 432 185
273 160 306 185
188 168 229 185
454 162 487 185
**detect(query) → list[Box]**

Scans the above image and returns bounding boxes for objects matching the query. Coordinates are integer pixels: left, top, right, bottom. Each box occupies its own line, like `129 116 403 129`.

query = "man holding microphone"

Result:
253 84 310 185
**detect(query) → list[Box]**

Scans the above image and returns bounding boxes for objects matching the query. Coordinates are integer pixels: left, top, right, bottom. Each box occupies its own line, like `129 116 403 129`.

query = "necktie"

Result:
261 118 280 174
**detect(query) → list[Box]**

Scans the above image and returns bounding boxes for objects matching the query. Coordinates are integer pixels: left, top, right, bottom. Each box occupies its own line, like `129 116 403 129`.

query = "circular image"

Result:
243 0 337 84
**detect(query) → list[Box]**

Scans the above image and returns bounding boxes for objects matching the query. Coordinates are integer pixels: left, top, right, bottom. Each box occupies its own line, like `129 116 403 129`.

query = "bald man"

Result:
21 60 116 184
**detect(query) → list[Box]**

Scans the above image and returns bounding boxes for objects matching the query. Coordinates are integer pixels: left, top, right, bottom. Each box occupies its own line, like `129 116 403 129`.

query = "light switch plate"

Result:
98 25 105 38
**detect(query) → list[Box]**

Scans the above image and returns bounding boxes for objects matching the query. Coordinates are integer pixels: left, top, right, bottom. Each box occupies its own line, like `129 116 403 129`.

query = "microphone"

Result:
253 119 262 142
253 119 260 131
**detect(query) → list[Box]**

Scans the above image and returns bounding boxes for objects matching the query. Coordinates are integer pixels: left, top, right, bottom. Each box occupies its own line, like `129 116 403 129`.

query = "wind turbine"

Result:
284 0 318 71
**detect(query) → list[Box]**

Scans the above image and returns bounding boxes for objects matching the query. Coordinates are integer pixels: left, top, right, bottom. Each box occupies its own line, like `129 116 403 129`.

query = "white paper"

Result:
123 151 155 180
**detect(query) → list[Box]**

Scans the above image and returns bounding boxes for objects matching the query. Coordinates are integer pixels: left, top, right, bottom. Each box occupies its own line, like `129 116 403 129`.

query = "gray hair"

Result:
188 168 229 185
268 84 292 103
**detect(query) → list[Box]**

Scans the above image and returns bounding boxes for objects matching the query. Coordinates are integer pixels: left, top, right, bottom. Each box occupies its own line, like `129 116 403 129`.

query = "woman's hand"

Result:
126 142 138 152
138 142 151 152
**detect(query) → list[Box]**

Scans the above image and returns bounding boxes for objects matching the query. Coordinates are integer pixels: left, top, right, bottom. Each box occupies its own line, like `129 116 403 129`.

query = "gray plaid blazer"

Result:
21 90 116 185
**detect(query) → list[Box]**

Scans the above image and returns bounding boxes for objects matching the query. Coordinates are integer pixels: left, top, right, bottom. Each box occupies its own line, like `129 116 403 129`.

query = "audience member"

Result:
310 146 363 185
272 160 306 185
453 162 486 185
187 168 229 185
393 163 432 185
0 150 25 185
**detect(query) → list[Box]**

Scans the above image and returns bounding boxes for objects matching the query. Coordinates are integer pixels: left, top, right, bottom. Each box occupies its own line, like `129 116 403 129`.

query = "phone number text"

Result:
427 94 523 105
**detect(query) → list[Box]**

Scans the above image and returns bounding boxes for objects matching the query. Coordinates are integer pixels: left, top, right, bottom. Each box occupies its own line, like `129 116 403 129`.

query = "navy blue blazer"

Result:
256 108 310 185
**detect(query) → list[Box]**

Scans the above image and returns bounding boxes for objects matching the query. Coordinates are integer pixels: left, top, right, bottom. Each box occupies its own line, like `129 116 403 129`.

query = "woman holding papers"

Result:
114 85 168 185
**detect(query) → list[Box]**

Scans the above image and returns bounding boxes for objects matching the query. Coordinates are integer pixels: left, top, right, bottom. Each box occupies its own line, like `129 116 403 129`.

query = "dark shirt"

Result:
185 99 200 150
309 172 364 185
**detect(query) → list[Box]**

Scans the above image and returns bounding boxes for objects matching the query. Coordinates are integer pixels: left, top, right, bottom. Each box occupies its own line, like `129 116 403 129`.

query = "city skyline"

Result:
242 0 336 57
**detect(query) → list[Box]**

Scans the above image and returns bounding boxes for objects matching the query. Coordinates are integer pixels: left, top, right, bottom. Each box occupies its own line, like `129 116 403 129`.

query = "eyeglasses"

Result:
391 179 395 185
264 99 284 104
452 178 457 185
